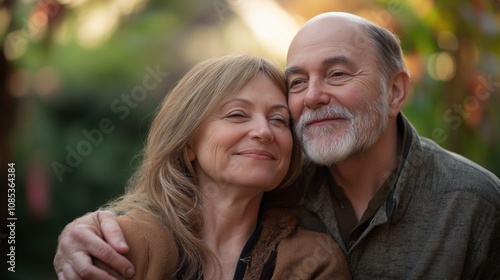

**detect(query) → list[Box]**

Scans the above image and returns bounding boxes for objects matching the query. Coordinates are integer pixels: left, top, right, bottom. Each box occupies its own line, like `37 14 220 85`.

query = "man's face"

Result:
285 18 390 165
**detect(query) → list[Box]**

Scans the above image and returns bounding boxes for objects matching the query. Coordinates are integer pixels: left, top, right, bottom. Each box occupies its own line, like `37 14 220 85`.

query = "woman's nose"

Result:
249 118 273 142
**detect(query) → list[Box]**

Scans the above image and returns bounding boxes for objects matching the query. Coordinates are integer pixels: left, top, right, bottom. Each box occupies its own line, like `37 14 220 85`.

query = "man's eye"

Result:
331 71 347 77
288 79 307 93
326 71 353 85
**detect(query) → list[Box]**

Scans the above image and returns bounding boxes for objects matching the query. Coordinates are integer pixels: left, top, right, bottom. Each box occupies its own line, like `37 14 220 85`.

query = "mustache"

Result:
295 105 353 132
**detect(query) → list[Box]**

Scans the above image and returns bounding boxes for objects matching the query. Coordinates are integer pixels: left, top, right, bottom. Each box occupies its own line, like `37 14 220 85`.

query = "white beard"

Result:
295 85 390 166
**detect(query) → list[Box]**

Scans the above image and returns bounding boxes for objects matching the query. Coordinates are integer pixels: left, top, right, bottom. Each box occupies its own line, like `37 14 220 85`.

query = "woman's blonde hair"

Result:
108 54 302 279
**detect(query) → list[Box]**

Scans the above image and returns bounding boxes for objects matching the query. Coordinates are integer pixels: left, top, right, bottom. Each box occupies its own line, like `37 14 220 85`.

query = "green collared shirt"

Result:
330 116 406 248
330 170 396 248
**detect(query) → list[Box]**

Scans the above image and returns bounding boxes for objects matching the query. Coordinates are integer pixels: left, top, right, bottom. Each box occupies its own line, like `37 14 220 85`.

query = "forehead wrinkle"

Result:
285 55 361 79
322 55 360 70
286 40 326 74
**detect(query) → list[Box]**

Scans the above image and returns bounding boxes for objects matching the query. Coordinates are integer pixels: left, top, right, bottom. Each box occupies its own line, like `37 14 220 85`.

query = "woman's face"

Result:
188 73 293 195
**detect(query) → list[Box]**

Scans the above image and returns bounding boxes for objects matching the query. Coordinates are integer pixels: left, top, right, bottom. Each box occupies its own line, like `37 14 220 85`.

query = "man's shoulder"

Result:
403 115 499 190
414 137 500 205
419 137 499 183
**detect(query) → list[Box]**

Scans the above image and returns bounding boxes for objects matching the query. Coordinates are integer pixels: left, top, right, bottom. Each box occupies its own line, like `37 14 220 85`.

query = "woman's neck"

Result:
201 187 263 279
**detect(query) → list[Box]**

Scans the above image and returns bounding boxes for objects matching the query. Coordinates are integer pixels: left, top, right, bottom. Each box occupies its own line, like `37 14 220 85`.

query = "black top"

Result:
233 224 262 279
179 218 278 280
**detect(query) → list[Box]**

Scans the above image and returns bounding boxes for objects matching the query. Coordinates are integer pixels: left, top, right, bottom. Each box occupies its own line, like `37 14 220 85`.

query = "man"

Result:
54 12 500 279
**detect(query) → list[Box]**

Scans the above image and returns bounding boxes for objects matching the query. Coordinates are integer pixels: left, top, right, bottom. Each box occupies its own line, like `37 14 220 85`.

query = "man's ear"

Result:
388 71 410 117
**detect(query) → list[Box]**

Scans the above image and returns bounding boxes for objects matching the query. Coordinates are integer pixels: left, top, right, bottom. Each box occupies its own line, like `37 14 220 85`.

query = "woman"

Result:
93 54 350 279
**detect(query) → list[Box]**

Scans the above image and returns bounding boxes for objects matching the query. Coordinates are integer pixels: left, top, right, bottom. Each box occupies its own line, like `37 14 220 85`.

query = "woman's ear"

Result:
388 71 410 117
186 144 196 161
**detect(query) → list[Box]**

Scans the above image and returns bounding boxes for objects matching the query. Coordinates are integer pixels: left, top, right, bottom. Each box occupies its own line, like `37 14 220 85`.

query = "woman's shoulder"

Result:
116 209 174 240
275 227 351 279
253 208 350 279
103 210 180 279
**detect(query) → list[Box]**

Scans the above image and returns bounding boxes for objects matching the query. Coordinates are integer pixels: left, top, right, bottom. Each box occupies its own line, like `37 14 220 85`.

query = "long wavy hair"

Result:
107 54 303 279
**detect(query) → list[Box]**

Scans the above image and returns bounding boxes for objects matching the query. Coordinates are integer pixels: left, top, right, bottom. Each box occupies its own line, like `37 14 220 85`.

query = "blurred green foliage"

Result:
1 0 499 278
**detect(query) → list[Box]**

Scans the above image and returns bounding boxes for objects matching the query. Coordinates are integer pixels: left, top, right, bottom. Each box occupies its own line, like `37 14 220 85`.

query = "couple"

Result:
54 12 500 280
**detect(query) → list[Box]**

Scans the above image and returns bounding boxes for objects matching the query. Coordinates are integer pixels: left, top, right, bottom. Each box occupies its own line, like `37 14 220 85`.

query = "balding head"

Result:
300 12 374 30
287 12 407 82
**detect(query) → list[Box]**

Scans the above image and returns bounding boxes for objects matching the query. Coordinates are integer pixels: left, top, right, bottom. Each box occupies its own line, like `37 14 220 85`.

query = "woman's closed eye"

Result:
226 110 248 119
269 115 290 127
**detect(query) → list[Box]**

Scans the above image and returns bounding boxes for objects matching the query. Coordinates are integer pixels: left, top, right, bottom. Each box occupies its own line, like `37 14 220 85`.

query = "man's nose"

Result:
304 79 331 109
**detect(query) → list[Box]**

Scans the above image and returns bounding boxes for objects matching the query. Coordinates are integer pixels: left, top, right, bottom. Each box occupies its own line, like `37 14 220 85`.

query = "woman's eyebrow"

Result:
220 98 252 108
271 104 289 111
270 104 291 117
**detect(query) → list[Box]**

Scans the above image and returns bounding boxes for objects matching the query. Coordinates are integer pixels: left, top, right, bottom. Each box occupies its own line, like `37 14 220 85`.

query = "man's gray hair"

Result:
363 23 408 82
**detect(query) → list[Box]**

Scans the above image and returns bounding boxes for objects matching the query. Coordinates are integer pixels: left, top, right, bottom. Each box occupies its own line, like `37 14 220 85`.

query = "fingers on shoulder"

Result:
278 229 350 279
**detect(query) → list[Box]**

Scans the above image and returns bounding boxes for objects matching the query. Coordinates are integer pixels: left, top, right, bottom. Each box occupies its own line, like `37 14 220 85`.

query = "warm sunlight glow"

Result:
233 0 301 60
113 0 147 15
56 0 89 8
427 52 456 81
76 5 119 48
74 0 146 48
410 0 434 18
